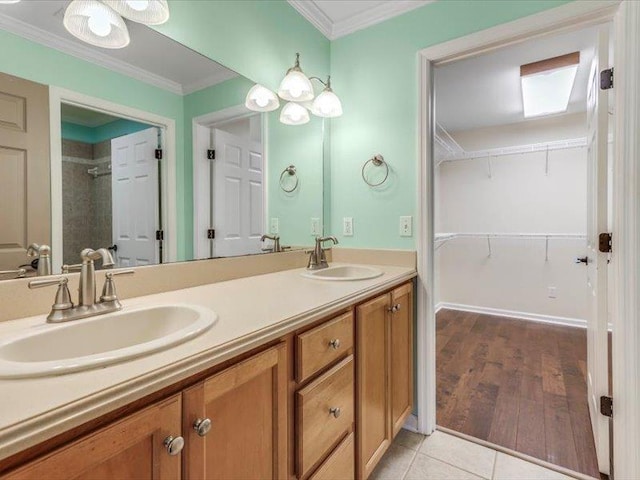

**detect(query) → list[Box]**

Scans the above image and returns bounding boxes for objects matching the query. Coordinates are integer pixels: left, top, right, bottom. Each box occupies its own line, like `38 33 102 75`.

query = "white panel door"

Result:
585 25 610 475
111 127 159 267
212 129 263 257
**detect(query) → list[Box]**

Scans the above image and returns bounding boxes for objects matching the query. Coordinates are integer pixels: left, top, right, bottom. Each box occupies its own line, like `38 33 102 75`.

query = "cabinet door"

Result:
390 282 413 437
183 343 287 480
355 293 391 480
5 395 182 480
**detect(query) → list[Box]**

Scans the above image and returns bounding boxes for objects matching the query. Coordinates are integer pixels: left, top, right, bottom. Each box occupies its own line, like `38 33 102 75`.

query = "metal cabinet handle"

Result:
163 435 185 456
394 303 401 312
193 418 212 437
329 407 341 418
329 339 341 350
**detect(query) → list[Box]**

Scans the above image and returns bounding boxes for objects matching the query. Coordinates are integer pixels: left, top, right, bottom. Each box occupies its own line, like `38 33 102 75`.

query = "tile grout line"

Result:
400 447 420 480
417 449 492 479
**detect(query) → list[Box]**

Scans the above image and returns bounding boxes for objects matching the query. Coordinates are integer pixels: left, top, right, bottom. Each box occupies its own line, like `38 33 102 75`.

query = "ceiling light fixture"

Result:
520 52 580 118
278 53 314 102
245 84 280 112
63 0 130 49
280 102 310 126
104 0 170 25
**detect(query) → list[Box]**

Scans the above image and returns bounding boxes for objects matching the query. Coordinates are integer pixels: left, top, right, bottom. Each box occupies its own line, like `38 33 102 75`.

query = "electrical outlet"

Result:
343 217 354 236
310 217 321 235
548 286 557 299
270 217 279 234
400 216 413 237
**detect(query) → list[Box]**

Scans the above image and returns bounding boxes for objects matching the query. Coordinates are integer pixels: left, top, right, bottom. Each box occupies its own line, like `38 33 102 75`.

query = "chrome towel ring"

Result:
362 154 389 187
280 165 299 193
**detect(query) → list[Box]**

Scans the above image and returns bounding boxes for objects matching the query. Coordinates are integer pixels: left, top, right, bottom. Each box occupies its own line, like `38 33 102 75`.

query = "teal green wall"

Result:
328 0 571 248
62 119 151 144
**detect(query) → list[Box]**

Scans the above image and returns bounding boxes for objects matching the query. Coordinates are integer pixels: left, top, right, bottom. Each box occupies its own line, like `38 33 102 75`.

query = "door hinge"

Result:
155 149 163 160
207 229 215 239
599 232 612 253
207 149 216 160
156 230 164 241
600 68 614 90
600 395 613 417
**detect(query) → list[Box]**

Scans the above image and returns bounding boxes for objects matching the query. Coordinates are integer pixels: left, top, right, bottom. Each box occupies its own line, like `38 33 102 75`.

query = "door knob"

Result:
193 418 212 437
576 256 589 265
163 435 185 456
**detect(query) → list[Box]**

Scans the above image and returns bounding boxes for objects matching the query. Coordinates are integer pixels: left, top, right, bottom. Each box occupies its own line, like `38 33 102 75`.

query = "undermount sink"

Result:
301 265 383 281
0 304 217 379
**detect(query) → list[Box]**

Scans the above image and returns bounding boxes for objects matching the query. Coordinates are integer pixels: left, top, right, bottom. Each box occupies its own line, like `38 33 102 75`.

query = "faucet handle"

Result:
29 276 74 312
100 270 134 303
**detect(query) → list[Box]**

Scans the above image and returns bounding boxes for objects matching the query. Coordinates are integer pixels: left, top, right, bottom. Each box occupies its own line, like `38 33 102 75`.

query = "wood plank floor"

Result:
436 309 600 478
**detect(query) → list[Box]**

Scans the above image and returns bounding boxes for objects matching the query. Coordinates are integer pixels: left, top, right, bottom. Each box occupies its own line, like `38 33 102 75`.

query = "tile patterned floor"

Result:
370 430 577 480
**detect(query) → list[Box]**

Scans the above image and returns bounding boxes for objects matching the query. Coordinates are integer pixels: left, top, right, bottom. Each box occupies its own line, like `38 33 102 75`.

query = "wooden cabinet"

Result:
309 432 355 480
182 343 287 480
355 282 413 480
4 395 182 480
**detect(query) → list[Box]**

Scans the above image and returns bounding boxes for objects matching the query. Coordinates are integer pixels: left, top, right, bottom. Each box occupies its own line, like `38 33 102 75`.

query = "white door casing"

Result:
211 128 264 257
585 24 610 476
111 127 160 267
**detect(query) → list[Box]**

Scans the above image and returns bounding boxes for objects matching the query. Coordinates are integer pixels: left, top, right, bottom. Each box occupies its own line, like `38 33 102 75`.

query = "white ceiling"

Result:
288 0 433 40
0 1 238 95
435 26 598 132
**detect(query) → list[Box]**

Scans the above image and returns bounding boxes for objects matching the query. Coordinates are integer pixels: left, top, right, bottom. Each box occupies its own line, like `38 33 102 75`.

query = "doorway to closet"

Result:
433 24 612 479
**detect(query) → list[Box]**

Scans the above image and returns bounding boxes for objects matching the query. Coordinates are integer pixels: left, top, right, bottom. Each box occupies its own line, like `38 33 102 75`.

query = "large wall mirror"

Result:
0 1 325 280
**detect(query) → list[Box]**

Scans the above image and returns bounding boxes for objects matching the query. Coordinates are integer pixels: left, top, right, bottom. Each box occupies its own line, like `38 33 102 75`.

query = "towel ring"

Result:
362 154 389 187
280 165 299 193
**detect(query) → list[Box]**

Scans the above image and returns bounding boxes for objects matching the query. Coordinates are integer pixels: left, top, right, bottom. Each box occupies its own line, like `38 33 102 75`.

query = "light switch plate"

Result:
343 217 354 236
548 286 557 299
400 216 412 237
270 217 279 234
310 217 321 235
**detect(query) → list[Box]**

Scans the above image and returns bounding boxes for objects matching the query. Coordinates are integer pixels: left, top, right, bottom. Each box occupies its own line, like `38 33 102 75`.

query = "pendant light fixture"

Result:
103 0 170 25
245 84 280 112
278 53 314 102
310 76 343 118
64 0 130 49
280 102 310 126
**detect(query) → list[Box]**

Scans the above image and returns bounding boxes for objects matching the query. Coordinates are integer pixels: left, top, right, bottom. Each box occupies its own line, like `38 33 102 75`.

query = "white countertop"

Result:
0 263 415 461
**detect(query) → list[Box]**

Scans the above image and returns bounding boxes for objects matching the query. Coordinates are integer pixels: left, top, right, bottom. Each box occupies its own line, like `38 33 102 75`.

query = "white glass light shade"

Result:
278 70 314 102
103 0 170 25
245 84 280 112
280 102 310 126
311 89 343 118
521 65 578 118
64 0 130 49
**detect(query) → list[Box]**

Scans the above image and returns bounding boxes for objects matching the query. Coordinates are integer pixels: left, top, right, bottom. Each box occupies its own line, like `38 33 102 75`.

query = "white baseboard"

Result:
436 302 587 329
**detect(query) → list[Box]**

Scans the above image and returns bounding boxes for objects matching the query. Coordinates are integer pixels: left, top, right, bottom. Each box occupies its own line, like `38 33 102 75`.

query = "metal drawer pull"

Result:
387 303 401 313
329 407 341 418
193 418 212 437
163 435 185 455
329 338 341 350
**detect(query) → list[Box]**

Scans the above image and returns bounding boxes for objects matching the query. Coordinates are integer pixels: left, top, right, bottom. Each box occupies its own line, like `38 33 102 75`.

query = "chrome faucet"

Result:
28 248 134 323
307 236 339 270
27 243 52 276
261 234 282 253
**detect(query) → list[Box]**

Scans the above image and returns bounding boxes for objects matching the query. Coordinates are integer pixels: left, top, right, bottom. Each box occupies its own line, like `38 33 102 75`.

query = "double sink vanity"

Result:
0 250 416 480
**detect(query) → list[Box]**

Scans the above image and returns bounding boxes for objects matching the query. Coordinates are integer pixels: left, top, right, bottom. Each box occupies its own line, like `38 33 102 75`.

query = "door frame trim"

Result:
49 87 177 272
416 0 632 473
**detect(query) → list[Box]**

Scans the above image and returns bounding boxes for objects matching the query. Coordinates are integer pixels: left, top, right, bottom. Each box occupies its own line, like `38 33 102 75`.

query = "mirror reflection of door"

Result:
210 115 264 258
0 73 50 274
60 104 159 268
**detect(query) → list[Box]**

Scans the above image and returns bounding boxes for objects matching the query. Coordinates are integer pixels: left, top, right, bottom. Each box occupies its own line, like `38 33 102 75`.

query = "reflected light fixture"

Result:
104 0 170 25
64 0 130 49
520 52 580 118
310 76 343 118
280 102 310 126
245 84 280 112
278 53 314 102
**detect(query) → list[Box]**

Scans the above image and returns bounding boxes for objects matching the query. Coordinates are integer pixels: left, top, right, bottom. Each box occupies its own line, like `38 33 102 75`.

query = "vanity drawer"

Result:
297 355 354 478
309 432 355 480
296 311 353 383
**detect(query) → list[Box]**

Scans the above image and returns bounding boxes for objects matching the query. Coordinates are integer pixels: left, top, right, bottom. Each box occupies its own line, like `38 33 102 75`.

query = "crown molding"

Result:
0 12 184 95
288 0 435 40
182 69 240 95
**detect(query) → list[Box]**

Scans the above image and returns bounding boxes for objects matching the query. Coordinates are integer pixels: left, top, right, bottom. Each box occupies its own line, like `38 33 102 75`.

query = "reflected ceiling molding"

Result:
288 0 434 40
0 11 183 94
182 70 240 95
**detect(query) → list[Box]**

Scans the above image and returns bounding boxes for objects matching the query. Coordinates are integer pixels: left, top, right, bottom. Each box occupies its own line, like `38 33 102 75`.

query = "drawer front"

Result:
297 355 354 478
296 311 354 383
309 432 355 480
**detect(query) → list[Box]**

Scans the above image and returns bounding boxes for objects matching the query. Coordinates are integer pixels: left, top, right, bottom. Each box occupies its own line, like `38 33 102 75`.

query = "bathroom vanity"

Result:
0 263 415 480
